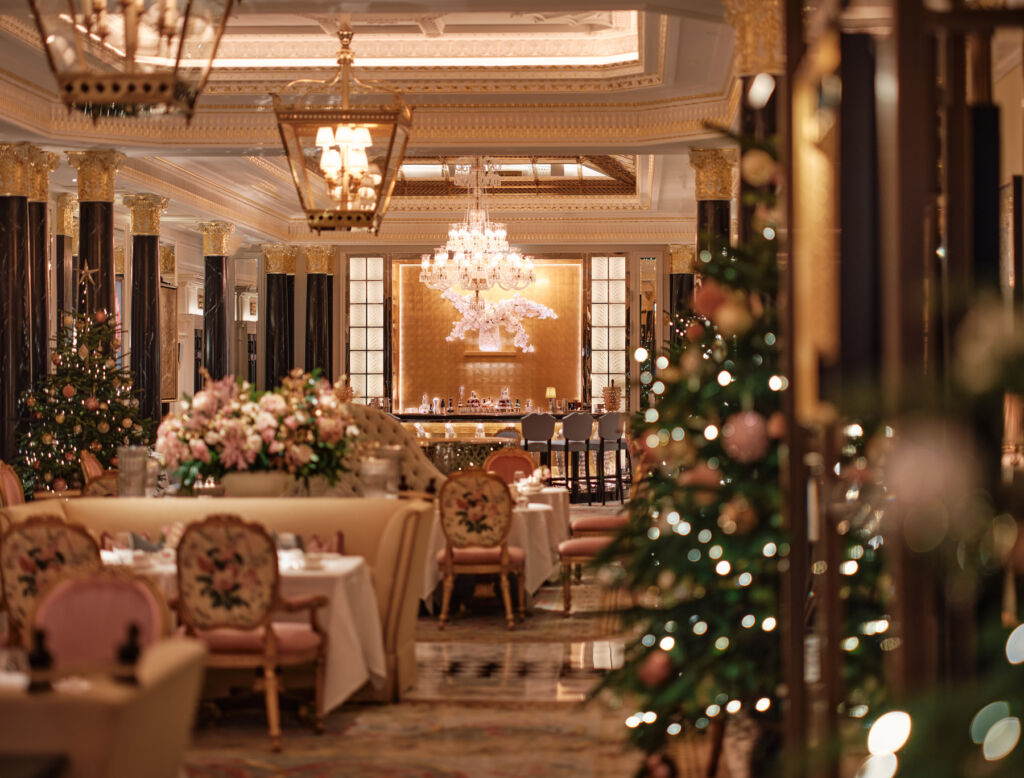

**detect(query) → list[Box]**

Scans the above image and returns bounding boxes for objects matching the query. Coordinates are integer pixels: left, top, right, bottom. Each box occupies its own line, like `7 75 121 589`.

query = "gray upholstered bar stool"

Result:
520 413 557 474
561 412 596 504
590 412 630 503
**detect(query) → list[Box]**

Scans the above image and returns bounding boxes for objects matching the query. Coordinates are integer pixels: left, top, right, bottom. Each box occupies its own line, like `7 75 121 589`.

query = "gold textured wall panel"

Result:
396 261 582 410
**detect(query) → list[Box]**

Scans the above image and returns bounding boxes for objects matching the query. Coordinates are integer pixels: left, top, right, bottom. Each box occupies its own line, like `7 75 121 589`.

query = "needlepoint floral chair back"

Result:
176 514 278 631
439 470 514 549
0 515 101 645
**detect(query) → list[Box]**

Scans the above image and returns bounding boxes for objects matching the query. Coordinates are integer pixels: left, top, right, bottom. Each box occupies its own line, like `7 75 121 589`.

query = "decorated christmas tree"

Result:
18 310 152 492
597 137 786 770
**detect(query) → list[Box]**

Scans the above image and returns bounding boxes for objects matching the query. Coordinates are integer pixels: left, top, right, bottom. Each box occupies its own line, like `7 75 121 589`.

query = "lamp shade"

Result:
545 387 557 399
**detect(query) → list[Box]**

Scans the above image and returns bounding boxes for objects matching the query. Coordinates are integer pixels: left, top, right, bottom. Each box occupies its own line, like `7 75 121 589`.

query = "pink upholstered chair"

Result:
558 536 615 616
31 569 169 671
80 450 118 497
483 448 537 485
0 461 25 507
437 470 525 629
176 514 327 750
0 515 101 646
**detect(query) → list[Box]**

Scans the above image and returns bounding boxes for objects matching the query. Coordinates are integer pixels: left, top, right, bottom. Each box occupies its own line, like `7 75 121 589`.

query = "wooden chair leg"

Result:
516 570 526 621
439 571 454 629
562 561 572 616
313 649 326 733
263 663 282 751
499 572 515 629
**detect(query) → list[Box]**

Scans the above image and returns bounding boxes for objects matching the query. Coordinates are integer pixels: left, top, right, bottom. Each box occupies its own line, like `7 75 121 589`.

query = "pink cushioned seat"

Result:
436 546 526 566
183 622 322 656
558 536 613 558
569 515 628 533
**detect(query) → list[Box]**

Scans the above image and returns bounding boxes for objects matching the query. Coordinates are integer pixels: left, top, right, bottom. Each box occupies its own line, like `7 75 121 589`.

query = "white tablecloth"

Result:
522 486 570 541
106 553 386 713
422 502 558 602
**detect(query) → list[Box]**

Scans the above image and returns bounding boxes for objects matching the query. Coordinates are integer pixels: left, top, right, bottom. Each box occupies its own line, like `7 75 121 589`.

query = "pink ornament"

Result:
637 650 673 688
53 478 67 492
61 384 76 399
722 411 769 463
685 322 705 342
83 396 100 411
693 280 727 318
93 309 108 324
766 411 786 439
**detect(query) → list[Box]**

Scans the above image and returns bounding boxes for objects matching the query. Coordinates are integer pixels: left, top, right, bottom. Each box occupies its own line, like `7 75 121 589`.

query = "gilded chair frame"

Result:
0 461 25 508
80 450 119 497
437 470 525 629
176 514 328 750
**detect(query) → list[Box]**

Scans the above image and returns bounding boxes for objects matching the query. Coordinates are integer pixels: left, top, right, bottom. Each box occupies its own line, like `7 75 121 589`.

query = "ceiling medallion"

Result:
271 18 412 234
442 288 556 354
420 157 536 294
28 0 235 120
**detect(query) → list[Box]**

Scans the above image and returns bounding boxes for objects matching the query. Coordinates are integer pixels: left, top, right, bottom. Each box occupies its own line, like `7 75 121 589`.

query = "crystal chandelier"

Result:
28 0 235 120
442 288 556 353
272 20 411 233
420 158 536 293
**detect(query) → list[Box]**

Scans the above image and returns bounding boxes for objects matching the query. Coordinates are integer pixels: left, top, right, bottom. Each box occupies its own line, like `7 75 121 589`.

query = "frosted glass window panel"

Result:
611 374 627 392
591 303 608 327
608 328 626 350
350 329 366 350
592 352 609 374
609 256 626 279
350 352 367 374
609 280 627 303
366 257 384 280
367 352 384 373
349 281 366 304
592 327 608 350
592 256 608 280
367 281 384 304
350 305 366 326
366 328 384 350
592 374 608 393
350 375 367 396
349 257 366 280
609 352 627 374
367 375 385 397
609 304 626 327
366 305 384 327
591 280 608 303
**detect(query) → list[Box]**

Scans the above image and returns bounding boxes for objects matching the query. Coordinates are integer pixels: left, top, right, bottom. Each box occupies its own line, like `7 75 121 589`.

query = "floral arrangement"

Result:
442 288 557 353
156 369 359 491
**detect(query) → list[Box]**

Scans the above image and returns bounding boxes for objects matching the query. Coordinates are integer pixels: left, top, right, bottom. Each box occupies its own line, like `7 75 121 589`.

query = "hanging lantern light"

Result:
271 20 412 234
27 0 235 120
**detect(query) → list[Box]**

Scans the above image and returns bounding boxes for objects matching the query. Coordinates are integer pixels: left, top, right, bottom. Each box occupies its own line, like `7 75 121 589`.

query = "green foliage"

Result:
17 310 153 491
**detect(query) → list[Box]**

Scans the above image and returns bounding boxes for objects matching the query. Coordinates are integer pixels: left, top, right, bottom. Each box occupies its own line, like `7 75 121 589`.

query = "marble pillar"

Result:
67 150 124 316
667 245 695 345
263 244 296 387
304 245 334 376
0 143 30 460
198 221 234 380
124 194 168 424
27 148 59 384
55 194 77 316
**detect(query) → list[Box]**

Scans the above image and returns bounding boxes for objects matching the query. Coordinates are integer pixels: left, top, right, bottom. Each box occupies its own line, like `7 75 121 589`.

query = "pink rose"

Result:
316 417 344 444
189 438 211 463
284 415 300 431
258 393 287 416
191 390 217 416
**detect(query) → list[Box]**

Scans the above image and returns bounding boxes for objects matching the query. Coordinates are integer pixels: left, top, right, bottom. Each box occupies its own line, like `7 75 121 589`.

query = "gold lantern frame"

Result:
27 0 234 121
271 25 412 234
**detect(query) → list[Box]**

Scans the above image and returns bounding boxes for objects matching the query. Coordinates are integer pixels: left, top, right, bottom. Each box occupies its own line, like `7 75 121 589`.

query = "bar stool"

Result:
520 413 557 472
590 412 630 504
561 412 595 504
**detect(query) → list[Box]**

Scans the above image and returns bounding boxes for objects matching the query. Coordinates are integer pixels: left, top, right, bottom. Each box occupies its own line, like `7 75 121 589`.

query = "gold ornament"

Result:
41 433 53 445
43 472 53 483
74 424 82 434
97 421 110 433
105 359 115 369
26 397 35 408
121 417 133 429
90 440 101 451
55 412 65 424
77 345 89 359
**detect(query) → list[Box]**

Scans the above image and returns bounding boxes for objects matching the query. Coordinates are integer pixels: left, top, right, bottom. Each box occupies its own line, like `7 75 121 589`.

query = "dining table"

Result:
517 485 570 539
103 550 387 713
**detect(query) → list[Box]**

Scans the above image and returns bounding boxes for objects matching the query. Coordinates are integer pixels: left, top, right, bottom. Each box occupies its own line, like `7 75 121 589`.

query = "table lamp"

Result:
545 386 557 413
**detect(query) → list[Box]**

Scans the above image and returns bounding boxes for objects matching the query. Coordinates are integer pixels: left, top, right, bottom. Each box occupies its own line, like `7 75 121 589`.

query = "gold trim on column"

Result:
27 147 59 203
114 244 125 275
159 244 176 280
56 193 78 236
668 244 695 274
198 220 234 256
66 149 125 202
122 193 169 236
688 148 738 202
72 218 79 254
0 142 30 197
262 243 297 274
304 245 334 275
723 0 784 77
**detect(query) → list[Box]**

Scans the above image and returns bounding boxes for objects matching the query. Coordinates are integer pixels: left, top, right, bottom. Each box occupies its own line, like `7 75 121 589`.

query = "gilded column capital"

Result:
688 148 738 201
723 0 784 76
55 193 78 236
198 221 235 256
159 244 176 279
304 245 334 275
66 149 125 202
0 142 31 197
262 243 297 274
27 147 59 202
122 193 168 236
668 244 695 274
114 244 126 275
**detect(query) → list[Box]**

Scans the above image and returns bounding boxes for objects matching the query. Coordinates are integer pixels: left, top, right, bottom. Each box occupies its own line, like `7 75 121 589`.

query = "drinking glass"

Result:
360 458 390 498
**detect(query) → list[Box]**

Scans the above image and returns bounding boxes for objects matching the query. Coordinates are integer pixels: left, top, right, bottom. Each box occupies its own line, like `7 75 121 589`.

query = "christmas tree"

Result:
18 310 152 492
597 137 786 769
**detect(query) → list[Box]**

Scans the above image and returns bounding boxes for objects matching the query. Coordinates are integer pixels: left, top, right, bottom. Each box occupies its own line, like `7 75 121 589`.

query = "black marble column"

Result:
204 254 230 380
28 201 47 382
0 190 28 461
738 75 778 245
697 200 731 259
305 273 333 375
79 201 114 315
54 194 76 318
286 272 296 370
266 272 289 387
131 235 160 421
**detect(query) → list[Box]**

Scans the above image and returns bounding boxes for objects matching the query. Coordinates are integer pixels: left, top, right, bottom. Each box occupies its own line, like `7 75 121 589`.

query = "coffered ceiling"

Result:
0 1 739 253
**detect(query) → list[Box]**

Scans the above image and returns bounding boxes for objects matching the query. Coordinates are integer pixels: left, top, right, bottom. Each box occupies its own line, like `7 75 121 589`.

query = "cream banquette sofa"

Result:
0 496 433 702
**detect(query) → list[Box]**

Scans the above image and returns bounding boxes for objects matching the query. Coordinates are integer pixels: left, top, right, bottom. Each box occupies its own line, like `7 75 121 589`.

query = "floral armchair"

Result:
176 514 327 750
437 470 524 629
0 515 101 646
0 461 25 508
